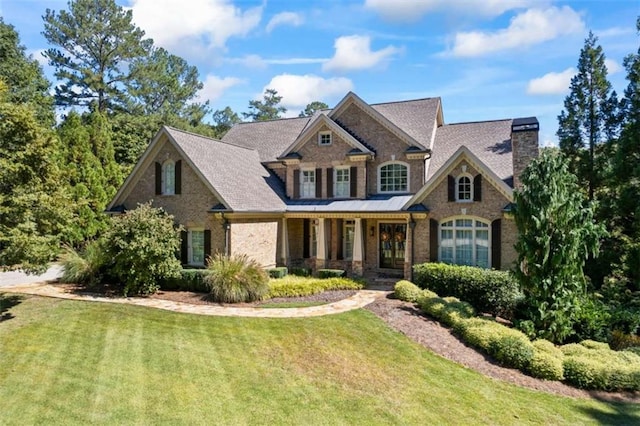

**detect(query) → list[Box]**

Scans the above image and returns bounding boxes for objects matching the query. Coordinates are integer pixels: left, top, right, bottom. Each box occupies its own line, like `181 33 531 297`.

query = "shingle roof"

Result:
286 195 413 212
429 119 514 185
165 127 286 212
221 116 311 162
371 98 441 149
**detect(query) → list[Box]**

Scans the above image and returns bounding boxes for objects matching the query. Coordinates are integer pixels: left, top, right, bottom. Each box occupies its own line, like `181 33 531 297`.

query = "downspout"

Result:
409 214 416 282
221 213 230 256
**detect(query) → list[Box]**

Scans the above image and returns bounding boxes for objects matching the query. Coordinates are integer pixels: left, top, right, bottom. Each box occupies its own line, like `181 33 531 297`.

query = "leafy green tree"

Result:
513 150 605 343
0 81 71 272
299 101 328 117
557 31 621 201
0 18 54 125
211 106 241 137
101 202 182 296
42 0 153 112
242 89 286 121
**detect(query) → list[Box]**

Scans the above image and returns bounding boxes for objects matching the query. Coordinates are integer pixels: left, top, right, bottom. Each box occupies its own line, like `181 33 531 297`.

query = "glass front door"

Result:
379 223 406 269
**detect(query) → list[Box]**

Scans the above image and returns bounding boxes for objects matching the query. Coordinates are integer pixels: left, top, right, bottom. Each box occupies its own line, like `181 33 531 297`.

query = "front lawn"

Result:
0 294 638 425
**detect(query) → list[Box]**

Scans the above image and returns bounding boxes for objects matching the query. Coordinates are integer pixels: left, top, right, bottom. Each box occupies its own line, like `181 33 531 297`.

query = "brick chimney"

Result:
511 117 539 190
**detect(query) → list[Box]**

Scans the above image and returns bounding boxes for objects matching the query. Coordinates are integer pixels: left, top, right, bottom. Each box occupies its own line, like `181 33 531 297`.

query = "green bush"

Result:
290 267 311 277
267 275 364 298
204 254 269 303
623 347 640 356
394 280 422 302
60 241 108 285
160 269 211 293
268 267 288 279
610 329 640 350
102 203 182 296
420 296 475 327
317 269 345 278
413 262 521 319
572 297 612 343
580 340 610 351
527 340 564 380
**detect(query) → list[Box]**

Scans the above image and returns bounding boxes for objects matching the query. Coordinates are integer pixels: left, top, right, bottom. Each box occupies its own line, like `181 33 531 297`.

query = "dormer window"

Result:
318 131 332 146
456 175 472 201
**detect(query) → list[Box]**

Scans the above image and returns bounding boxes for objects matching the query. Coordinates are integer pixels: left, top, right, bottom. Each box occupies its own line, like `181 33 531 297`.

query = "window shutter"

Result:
429 219 439 262
303 219 310 258
326 168 333 198
180 230 188 264
447 175 455 202
473 174 482 201
315 168 322 198
350 167 358 198
491 219 501 269
293 170 300 199
155 162 162 195
175 160 182 195
204 229 211 262
336 219 344 260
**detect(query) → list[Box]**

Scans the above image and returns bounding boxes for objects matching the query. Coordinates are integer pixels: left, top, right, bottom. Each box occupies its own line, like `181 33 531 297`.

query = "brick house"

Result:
107 92 539 279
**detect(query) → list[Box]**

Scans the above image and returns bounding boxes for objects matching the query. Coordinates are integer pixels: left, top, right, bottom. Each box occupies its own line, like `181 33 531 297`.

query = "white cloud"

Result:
227 54 268 69
322 35 402 73
197 75 243 103
449 6 585 57
266 12 303 33
605 59 622 75
364 0 540 22
262 74 353 109
226 55 328 68
527 67 575 95
128 0 262 51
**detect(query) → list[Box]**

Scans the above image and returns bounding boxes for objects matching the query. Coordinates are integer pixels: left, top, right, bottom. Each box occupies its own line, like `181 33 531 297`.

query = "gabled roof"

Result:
286 194 413 213
109 126 286 213
405 145 514 209
221 116 311 162
428 119 514 185
278 113 374 159
371 97 442 148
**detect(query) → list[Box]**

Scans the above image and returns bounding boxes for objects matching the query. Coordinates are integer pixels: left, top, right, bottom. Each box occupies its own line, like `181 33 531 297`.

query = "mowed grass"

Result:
0 294 638 425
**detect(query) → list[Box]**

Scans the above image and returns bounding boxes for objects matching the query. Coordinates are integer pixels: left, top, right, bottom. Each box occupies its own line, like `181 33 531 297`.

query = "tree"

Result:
0 18 54 125
211 106 241 137
557 31 621 201
42 0 153 112
299 101 328 117
513 150 605 343
242 89 286 121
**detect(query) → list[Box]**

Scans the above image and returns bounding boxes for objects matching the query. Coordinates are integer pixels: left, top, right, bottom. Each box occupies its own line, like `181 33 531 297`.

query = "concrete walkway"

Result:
1 281 385 318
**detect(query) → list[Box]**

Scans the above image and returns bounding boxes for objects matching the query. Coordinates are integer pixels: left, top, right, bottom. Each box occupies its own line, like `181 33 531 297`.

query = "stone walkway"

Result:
1 282 385 318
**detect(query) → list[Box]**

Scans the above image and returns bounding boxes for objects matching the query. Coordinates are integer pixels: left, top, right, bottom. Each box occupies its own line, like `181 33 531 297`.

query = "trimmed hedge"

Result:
268 267 288 278
394 280 423 303
528 340 564 380
267 275 364 298
317 269 345 278
290 267 311 277
160 269 211 293
420 296 475 327
413 262 521 318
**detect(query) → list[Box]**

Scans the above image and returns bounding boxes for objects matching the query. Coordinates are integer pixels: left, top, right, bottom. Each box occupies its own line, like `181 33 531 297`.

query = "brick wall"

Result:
511 129 539 189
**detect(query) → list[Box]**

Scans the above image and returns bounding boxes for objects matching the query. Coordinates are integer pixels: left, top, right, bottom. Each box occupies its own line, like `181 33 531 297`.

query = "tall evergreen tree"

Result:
211 106 241 137
242 89 287 121
557 31 621 201
299 101 329 117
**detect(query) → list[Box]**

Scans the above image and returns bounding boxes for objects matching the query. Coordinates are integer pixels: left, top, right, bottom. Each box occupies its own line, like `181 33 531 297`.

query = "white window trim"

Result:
377 161 410 194
456 173 473 203
161 160 175 195
343 220 355 260
438 216 491 268
188 228 205 266
334 166 350 198
318 131 332 146
300 169 316 199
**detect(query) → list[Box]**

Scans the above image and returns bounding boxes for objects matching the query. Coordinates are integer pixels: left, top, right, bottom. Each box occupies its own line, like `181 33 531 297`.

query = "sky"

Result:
1 0 638 146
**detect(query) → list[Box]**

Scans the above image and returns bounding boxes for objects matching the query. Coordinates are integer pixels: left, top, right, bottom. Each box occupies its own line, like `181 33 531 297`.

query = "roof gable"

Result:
371 97 442 148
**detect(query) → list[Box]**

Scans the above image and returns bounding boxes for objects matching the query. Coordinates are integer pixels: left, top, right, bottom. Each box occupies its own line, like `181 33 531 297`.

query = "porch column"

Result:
279 217 289 266
317 218 327 269
405 217 415 280
352 218 364 276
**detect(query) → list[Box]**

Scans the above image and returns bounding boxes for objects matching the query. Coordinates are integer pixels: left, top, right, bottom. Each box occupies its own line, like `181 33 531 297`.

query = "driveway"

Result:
0 264 64 288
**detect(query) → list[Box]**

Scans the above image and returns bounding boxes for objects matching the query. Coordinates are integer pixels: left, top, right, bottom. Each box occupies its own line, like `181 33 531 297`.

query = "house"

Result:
107 92 539 279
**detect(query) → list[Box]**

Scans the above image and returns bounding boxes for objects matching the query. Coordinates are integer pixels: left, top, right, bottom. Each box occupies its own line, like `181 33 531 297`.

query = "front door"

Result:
379 223 406 269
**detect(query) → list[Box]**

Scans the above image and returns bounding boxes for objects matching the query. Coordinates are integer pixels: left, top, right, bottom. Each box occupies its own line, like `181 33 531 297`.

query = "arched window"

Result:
456 174 472 201
378 162 409 193
162 160 175 195
440 217 490 268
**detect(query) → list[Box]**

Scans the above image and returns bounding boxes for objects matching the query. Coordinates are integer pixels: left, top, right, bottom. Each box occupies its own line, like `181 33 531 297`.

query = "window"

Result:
343 220 355 260
334 167 350 198
162 160 175 195
188 229 205 266
301 169 315 198
318 131 332 146
379 162 408 193
440 218 490 268
310 221 318 257
456 175 472 201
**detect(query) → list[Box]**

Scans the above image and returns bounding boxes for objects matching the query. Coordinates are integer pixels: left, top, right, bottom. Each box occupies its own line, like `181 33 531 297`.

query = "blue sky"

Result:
1 0 638 145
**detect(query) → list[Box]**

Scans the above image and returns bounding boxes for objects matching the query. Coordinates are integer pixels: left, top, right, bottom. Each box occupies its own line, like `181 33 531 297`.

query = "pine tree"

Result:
242 89 287 121
299 101 329 117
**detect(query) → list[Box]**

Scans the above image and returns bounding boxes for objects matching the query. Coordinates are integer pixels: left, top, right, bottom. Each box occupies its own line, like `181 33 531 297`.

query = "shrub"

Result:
420 296 475 327
290 267 311 277
580 340 610 351
101 203 182 296
413 262 521 318
317 269 345 278
528 339 564 381
267 275 364 298
160 269 211 293
268 267 288 279
572 297 611 343
394 280 422 302
204 254 269 303
623 347 640 356
60 241 108 285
